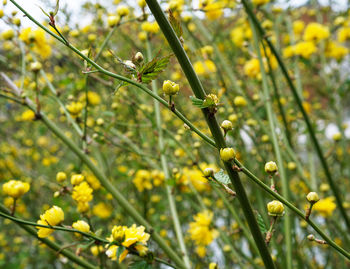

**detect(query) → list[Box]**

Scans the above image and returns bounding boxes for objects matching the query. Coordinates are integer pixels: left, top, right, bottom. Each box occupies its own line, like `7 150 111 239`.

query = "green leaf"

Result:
256 211 267 234
53 0 60 16
168 9 183 39
190 96 208 108
139 54 172 83
130 260 152 269
38 5 50 18
116 245 126 262
214 169 231 185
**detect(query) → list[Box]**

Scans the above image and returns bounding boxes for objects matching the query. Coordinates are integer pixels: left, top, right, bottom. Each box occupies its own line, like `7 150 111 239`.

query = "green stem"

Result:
0 204 98 269
146 38 191 268
250 18 292 269
241 0 350 231
145 1 275 268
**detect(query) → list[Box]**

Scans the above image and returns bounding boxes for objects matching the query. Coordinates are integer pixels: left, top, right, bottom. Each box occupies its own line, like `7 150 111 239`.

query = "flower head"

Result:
267 200 284 216
36 206 64 238
220 148 236 162
2 180 30 199
163 80 180 96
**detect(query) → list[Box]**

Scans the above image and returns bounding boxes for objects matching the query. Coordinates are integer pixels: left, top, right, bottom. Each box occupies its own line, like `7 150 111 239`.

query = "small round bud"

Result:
116 5 129 17
163 80 180 96
30 61 42 72
1 29 14 40
134 52 144 63
96 118 104 125
307 234 315 241
261 134 269 142
56 172 67 183
220 147 236 162
209 263 218 269
12 17 21 26
228 114 238 123
233 96 247 107
306 192 320 203
221 120 233 132
332 132 341 141
53 191 60 198
203 168 214 177
265 161 278 174
287 162 296 170
267 200 284 216
107 15 120 27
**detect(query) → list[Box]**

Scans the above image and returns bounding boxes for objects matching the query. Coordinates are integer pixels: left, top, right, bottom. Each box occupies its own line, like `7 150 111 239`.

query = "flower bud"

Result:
56 172 67 183
265 161 278 174
307 234 315 241
71 174 85 185
134 52 144 63
287 162 296 170
221 120 233 132
233 96 247 107
220 148 236 162
267 200 284 216
306 192 320 203
203 168 214 177
107 15 120 27
163 80 180 96
96 118 104 125
332 132 341 141
1 29 14 40
30 61 42 73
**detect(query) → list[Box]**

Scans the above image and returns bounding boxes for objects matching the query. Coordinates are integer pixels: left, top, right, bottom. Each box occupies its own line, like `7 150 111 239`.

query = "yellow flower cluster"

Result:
19 28 52 59
132 169 164 192
312 196 337 217
188 210 218 257
36 206 64 238
106 224 150 262
2 180 30 199
71 181 93 213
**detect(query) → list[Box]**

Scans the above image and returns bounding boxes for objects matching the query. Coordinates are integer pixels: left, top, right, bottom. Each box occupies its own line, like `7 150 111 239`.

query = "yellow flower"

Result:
338 27 350 42
151 170 165 186
204 1 224 21
325 42 348 61
133 170 152 192
56 172 66 183
293 20 305 36
188 210 218 246
90 245 104 256
1 29 14 40
72 220 90 237
70 174 85 185
303 23 329 43
112 225 127 242
193 60 217 76
66 101 84 118
313 196 336 217
36 206 64 238
122 224 150 247
163 80 180 96
306 192 320 203
116 5 129 17
244 58 260 78
2 180 30 199
21 110 35 121
106 245 129 262
233 96 247 107
92 202 112 218
293 41 317 59
252 0 270 5
141 21 159 34
72 182 93 204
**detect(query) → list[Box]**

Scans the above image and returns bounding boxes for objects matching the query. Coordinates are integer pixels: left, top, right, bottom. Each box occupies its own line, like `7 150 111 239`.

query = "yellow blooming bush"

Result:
1 0 350 268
